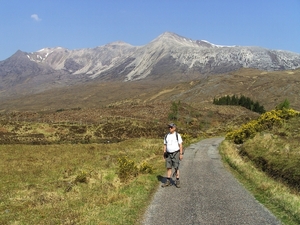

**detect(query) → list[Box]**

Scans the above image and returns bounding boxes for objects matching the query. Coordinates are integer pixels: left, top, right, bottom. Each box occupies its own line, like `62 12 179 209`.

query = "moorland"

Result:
0 68 300 224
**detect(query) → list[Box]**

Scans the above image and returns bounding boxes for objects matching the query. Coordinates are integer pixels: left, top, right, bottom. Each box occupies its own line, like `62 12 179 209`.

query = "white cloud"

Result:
31 14 41 21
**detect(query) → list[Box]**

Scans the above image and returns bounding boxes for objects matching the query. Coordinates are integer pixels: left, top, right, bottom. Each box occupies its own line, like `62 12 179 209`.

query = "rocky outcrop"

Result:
1 32 300 99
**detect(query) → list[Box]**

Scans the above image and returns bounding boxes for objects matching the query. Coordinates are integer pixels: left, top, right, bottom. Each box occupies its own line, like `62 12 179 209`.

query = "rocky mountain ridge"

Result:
1 32 300 100
26 32 300 80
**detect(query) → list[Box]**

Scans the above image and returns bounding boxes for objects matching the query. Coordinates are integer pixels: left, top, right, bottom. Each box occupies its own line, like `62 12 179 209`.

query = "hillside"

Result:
1 66 299 144
1 32 300 101
1 68 300 112
0 99 259 144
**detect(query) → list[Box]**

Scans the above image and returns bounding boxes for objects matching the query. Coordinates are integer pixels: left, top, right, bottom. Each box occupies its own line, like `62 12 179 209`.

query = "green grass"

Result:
0 138 165 224
220 139 300 225
221 109 300 225
2 104 299 224
241 134 300 190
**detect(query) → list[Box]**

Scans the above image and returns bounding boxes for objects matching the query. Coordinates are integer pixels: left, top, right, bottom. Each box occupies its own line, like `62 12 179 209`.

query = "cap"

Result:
168 123 176 128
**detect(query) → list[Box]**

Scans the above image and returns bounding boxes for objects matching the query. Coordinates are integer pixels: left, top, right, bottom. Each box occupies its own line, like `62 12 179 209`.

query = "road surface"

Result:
141 137 281 225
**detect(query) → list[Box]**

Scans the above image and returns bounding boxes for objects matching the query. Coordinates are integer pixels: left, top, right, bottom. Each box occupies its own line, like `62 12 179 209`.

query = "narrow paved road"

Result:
142 137 281 225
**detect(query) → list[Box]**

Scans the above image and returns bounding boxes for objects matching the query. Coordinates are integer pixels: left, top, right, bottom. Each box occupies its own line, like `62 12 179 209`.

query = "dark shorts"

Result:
165 150 180 169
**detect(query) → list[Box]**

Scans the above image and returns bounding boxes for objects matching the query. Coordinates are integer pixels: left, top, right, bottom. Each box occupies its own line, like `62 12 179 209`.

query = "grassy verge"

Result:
0 138 165 224
219 140 300 225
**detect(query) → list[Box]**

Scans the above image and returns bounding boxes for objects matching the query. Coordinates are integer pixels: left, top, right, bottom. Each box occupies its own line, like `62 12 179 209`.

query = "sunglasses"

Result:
168 127 173 129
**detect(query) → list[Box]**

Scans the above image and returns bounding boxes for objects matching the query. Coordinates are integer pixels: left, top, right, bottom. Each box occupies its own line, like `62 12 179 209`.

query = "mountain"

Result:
1 32 300 100
0 50 83 99
24 32 300 80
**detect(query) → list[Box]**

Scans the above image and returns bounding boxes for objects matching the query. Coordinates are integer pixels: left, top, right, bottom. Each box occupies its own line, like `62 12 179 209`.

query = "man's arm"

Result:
179 143 183 160
163 144 167 159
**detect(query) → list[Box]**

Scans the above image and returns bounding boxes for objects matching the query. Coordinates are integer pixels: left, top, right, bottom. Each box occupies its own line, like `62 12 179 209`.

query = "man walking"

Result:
162 123 183 188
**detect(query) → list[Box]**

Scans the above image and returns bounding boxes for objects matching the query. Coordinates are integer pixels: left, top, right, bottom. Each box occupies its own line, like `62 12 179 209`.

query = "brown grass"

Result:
0 101 258 145
0 139 165 224
1 68 300 113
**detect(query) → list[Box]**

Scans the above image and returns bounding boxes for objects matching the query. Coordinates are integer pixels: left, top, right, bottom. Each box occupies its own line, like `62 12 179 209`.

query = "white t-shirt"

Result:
164 132 183 153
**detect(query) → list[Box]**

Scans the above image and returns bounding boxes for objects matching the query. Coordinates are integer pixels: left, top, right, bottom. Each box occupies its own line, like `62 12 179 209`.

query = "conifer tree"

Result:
213 95 265 114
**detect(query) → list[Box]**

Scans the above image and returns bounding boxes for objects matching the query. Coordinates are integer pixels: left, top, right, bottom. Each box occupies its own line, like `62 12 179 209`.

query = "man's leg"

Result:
162 154 173 187
162 168 172 187
175 170 180 188
174 153 181 188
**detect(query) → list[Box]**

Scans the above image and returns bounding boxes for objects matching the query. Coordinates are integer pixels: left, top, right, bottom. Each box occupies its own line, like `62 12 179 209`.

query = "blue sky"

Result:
1 0 299 60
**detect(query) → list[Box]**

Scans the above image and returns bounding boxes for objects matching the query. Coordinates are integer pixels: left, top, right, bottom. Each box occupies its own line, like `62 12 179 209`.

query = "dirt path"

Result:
141 137 281 225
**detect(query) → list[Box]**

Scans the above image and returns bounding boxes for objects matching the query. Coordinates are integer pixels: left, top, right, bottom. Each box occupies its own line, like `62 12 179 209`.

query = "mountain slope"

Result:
0 32 300 100
56 32 300 81
27 42 138 78
1 68 300 113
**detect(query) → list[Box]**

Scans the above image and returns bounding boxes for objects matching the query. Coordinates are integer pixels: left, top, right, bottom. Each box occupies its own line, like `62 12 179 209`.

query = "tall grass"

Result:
0 138 164 224
222 109 300 224
220 140 300 225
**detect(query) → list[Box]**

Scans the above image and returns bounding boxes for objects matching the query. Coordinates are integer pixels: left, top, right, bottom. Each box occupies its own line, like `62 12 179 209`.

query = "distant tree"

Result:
213 97 217 104
213 95 265 114
276 99 290 110
226 95 230 105
231 95 238 105
168 101 181 121
238 95 246 107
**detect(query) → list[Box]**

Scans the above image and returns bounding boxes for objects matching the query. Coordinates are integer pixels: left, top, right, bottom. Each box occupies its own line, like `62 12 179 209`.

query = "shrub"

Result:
226 108 300 144
181 133 192 147
117 156 138 182
168 101 181 121
138 161 153 174
276 99 290 110
75 170 89 184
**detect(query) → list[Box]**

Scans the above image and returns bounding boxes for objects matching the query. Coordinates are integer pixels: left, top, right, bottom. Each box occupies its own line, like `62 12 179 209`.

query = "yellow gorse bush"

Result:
226 108 300 144
117 156 138 182
181 133 192 146
117 156 154 182
139 161 153 174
